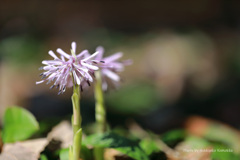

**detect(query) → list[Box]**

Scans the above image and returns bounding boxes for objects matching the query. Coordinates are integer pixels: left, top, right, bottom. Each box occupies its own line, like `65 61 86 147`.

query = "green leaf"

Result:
81 145 93 160
140 138 159 155
161 129 186 147
162 129 186 142
2 106 39 143
83 132 149 160
40 154 48 160
59 148 69 160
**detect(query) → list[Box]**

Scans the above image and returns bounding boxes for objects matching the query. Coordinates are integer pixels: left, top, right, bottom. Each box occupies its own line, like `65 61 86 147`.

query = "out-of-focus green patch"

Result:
211 143 239 160
0 35 43 66
59 148 69 160
58 145 92 160
227 41 240 75
161 129 186 148
2 106 39 143
111 126 129 137
37 118 62 136
40 154 48 160
106 82 161 114
183 136 210 149
83 122 111 135
204 123 240 153
80 145 93 160
140 138 159 156
83 132 149 160
82 123 98 135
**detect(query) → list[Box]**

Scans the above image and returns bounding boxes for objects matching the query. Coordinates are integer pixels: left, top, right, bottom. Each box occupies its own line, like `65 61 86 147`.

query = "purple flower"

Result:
36 42 99 94
93 46 132 90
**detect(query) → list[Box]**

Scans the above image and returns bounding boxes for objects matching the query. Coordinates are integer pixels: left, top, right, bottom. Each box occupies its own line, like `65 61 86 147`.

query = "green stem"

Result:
69 49 82 160
71 84 82 160
94 70 106 133
94 70 106 160
72 84 81 134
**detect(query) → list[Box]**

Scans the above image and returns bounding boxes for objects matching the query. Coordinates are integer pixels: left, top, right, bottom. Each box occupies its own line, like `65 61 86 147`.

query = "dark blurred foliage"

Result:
1 0 240 135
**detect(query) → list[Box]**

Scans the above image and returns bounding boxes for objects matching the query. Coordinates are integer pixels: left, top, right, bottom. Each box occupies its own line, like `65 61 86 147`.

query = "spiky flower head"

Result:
93 46 132 90
36 42 99 94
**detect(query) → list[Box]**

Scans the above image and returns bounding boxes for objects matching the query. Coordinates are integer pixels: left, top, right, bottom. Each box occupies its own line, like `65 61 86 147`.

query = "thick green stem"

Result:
94 70 106 160
70 84 82 160
72 85 81 134
68 70 83 160
69 49 82 160
94 70 106 132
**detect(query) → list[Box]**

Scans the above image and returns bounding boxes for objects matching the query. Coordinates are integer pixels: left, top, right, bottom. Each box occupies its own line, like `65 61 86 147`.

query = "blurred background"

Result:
1 0 240 134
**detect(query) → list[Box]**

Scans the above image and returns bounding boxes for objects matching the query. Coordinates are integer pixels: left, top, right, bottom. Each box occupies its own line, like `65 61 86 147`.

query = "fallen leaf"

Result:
3 138 48 156
0 143 38 160
104 148 122 160
47 121 73 148
0 138 48 160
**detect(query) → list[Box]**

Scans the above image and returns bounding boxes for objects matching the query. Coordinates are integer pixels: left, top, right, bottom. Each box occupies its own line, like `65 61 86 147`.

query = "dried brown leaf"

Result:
3 138 48 155
0 143 38 160
47 121 73 148
104 148 122 160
